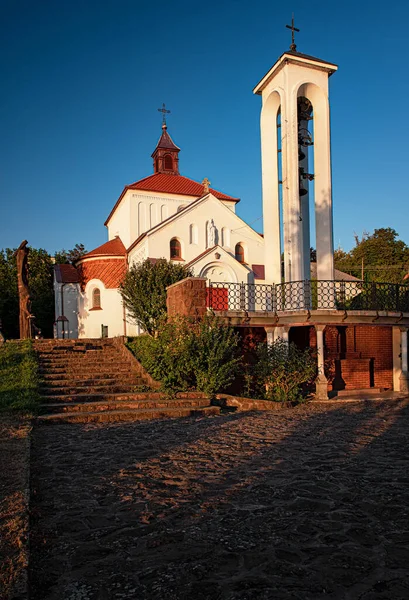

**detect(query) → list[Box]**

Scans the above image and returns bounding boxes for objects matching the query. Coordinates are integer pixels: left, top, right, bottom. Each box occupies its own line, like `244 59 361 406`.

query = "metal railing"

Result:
208 280 409 313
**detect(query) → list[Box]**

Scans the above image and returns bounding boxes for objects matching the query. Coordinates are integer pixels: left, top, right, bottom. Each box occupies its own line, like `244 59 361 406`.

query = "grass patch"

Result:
0 340 41 412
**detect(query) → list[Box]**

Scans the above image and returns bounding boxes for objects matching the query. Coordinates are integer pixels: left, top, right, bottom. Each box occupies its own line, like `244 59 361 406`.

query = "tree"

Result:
54 243 87 264
0 249 19 339
0 242 86 339
335 228 409 283
119 258 193 336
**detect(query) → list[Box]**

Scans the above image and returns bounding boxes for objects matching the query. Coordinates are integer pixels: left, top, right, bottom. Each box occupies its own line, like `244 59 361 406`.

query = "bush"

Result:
191 314 241 398
0 340 41 412
254 338 317 404
128 314 241 397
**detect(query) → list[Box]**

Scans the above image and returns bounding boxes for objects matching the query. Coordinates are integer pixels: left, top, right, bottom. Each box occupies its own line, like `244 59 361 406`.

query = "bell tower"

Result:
254 21 337 284
152 103 180 176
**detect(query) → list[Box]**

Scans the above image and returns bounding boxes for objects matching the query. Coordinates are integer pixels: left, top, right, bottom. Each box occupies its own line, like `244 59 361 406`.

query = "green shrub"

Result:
254 338 317 404
128 314 241 397
0 340 41 412
190 314 241 398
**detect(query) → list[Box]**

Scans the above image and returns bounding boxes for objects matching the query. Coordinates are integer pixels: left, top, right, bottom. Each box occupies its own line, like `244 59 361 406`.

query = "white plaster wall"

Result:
108 189 238 251
54 282 79 339
107 194 132 248
127 195 265 271
78 279 124 339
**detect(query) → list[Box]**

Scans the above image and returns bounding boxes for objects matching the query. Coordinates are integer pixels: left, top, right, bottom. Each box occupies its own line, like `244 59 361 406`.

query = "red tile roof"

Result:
152 127 180 153
77 259 127 290
105 174 239 226
54 264 80 284
78 237 126 261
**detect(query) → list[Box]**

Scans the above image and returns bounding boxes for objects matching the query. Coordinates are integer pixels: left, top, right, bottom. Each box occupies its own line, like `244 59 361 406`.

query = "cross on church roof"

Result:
158 103 171 126
286 14 300 52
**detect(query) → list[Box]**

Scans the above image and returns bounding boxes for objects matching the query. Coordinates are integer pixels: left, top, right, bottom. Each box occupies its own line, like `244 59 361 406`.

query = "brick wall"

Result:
324 325 393 391
166 277 207 319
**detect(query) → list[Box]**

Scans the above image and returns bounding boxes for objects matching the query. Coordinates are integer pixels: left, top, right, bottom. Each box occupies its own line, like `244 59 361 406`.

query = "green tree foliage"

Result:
120 259 193 336
128 314 241 397
0 243 85 339
0 249 19 339
335 228 409 283
54 243 87 264
254 338 317 404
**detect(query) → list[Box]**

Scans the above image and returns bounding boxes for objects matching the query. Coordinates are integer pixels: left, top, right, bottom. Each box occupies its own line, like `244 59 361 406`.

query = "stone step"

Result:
36 405 220 424
38 364 134 373
40 372 139 382
336 388 384 398
38 357 130 364
41 391 206 404
39 377 145 388
42 397 211 414
40 384 145 396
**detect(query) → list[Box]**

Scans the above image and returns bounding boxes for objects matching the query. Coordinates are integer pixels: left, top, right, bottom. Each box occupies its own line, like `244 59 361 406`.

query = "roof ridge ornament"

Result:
202 178 211 194
285 14 300 52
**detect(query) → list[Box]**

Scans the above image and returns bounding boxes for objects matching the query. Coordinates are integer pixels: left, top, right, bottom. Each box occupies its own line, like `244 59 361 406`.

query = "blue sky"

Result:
1 0 408 255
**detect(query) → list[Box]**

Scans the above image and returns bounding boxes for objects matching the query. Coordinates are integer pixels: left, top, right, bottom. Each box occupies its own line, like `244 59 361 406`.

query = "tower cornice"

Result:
253 51 338 96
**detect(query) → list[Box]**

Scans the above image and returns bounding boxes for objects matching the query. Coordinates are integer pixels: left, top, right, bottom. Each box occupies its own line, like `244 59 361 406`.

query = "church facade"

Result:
54 122 266 339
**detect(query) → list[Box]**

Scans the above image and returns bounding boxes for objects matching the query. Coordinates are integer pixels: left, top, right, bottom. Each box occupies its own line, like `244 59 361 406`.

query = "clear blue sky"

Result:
1 0 408 255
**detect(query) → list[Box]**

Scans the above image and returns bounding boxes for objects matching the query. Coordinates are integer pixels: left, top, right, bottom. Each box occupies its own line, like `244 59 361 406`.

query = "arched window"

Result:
235 243 245 264
92 288 101 309
164 154 173 170
170 238 182 259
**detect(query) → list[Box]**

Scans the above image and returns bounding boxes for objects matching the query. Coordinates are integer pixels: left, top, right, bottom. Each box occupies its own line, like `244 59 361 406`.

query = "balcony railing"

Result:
208 280 409 313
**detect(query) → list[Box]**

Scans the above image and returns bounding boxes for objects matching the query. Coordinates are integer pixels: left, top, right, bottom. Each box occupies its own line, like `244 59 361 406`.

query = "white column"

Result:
265 327 274 346
313 95 334 281
260 92 282 284
400 327 409 392
315 324 328 399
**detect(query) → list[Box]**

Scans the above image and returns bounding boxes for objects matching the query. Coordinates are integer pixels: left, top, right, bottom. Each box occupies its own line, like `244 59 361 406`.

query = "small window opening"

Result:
164 154 173 170
170 238 182 259
235 243 245 264
92 288 101 309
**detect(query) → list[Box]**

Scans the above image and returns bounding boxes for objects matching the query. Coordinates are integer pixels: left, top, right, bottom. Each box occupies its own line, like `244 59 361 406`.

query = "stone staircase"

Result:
34 339 219 423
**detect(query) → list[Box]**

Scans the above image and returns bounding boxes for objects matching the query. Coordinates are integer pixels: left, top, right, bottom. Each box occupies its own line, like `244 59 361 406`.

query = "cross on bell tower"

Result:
286 15 300 52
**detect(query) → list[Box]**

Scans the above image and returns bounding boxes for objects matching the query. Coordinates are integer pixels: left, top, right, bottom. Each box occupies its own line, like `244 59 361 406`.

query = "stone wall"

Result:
166 277 207 319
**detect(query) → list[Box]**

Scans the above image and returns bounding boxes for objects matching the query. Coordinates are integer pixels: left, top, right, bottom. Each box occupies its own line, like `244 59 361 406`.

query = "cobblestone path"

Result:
30 399 409 600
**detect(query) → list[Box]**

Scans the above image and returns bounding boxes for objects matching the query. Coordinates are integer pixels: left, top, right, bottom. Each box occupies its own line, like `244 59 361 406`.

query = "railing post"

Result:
240 282 246 311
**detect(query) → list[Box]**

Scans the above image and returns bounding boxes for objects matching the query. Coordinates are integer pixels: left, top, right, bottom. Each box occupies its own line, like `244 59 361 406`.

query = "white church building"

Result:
54 118 266 339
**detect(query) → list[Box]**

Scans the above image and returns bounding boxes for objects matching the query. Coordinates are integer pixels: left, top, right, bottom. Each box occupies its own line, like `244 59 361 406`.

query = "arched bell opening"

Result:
298 82 334 282
297 95 314 280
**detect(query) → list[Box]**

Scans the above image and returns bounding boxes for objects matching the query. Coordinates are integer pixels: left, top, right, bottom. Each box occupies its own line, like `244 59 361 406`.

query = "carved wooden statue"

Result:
15 240 33 339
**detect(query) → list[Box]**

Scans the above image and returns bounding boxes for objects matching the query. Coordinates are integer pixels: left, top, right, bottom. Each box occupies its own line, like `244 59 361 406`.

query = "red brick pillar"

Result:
166 277 207 320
